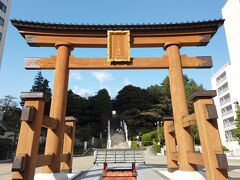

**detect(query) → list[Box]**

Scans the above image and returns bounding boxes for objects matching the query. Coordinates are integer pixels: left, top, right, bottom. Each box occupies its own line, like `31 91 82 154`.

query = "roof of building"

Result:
11 19 224 31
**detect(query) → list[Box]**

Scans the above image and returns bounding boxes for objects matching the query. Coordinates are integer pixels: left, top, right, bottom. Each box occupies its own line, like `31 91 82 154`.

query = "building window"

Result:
225 129 235 142
216 71 227 85
0 1 7 13
219 93 231 106
0 16 4 26
223 116 235 128
218 82 229 95
221 104 233 117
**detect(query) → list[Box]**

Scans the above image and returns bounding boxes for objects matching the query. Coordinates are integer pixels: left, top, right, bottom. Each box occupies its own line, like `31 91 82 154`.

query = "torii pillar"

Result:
164 42 197 171
43 42 73 173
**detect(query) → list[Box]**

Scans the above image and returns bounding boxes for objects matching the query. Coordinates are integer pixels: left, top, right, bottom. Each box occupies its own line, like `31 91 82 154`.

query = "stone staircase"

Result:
111 131 129 149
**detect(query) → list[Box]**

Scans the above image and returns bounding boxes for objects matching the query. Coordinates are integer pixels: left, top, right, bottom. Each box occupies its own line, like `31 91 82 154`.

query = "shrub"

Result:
74 144 84 155
131 141 139 150
0 138 12 146
141 131 157 146
152 139 161 153
222 145 230 152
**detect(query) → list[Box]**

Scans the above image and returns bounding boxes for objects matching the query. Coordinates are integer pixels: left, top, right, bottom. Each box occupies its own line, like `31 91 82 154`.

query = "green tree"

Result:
122 75 204 142
148 77 172 116
93 89 112 126
0 96 21 133
184 75 204 113
0 95 21 158
29 71 52 115
116 85 155 114
31 72 52 98
233 106 240 144
66 90 88 119
66 89 112 140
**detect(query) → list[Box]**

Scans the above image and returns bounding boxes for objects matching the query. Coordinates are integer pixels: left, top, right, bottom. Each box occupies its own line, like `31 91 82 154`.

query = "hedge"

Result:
131 141 139 150
152 139 161 153
141 131 157 146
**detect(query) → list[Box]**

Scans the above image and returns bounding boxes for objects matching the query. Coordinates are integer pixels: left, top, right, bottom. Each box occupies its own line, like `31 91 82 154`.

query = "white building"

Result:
211 0 240 153
0 0 11 68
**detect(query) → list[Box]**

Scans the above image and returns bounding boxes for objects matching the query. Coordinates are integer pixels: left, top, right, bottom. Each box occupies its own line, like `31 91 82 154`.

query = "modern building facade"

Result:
211 0 240 152
0 0 10 68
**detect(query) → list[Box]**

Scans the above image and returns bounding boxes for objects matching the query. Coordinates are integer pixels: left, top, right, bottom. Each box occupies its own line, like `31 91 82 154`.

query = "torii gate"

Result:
11 19 228 180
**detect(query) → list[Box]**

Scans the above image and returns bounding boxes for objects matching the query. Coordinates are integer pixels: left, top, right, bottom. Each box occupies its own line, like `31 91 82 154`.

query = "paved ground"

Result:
72 163 163 180
144 147 240 180
1 148 240 179
0 155 95 180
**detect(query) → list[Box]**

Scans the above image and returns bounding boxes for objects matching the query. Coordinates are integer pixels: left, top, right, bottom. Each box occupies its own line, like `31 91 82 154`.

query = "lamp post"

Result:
156 121 160 145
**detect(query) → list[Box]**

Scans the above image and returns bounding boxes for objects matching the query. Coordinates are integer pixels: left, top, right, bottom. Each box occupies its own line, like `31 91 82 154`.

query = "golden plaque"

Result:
107 30 130 62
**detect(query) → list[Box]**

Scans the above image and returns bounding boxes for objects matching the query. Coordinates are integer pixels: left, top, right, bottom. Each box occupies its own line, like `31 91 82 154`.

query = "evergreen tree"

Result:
29 71 52 115
31 72 52 99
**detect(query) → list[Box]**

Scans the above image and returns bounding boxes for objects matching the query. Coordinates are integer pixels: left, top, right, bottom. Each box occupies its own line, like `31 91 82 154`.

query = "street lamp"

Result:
156 121 160 145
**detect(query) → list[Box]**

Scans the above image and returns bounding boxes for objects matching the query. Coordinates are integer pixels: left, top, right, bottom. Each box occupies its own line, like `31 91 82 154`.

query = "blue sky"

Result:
0 0 230 100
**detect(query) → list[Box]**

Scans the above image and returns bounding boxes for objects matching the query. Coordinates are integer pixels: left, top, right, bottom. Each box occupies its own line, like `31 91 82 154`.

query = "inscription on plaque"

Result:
107 30 130 62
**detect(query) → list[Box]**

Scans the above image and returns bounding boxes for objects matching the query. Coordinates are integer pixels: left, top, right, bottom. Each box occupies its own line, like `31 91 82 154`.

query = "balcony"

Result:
221 105 233 117
220 93 231 106
223 117 235 128
216 71 227 85
218 82 229 95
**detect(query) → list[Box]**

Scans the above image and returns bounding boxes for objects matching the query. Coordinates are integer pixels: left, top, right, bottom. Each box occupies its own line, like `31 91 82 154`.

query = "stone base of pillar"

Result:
158 170 206 180
34 172 69 180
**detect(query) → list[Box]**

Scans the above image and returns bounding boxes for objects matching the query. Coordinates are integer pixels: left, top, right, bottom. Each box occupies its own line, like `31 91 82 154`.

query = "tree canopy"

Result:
12 71 204 143
21 71 52 115
31 72 52 99
66 88 112 141
0 95 21 134
114 75 204 141
115 85 155 114
233 106 240 144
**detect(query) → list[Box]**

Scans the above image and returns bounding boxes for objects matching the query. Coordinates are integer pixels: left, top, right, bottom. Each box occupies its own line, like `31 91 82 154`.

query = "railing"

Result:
223 117 235 128
163 90 228 180
222 109 233 117
216 75 227 85
220 98 231 106
12 92 77 180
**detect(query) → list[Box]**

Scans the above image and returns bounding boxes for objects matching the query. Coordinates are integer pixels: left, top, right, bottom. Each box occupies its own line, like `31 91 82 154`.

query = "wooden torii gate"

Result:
11 19 227 180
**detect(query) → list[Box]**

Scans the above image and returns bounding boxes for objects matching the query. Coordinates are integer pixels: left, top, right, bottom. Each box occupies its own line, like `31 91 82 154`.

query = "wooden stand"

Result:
163 116 178 172
163 90 228 180
61 116 77 173
12 93 45 180
12 93 77 180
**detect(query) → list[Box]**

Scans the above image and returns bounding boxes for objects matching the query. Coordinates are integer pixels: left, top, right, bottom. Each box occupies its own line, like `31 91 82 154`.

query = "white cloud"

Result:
92 71 113 84
123 78 131 86
70 71 82 80
73 86 92 98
